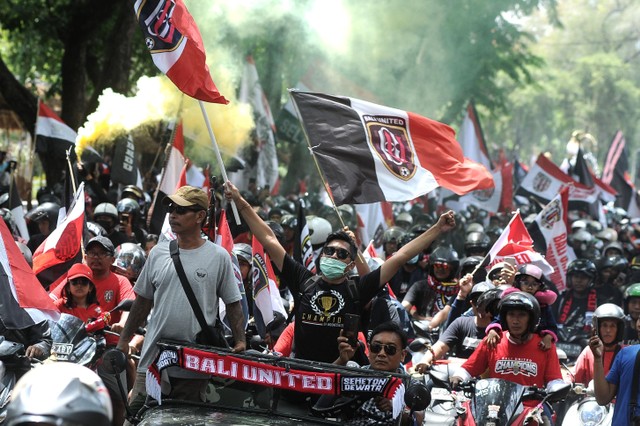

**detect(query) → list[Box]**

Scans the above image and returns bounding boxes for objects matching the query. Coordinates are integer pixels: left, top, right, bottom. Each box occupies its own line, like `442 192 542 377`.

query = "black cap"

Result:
85 236 115 255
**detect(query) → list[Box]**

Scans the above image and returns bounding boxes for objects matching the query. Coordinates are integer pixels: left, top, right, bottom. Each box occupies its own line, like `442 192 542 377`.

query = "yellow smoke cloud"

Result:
76 72 254 166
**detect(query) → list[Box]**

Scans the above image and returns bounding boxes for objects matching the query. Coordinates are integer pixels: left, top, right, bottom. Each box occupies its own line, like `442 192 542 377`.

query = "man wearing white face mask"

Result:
225 182 456 363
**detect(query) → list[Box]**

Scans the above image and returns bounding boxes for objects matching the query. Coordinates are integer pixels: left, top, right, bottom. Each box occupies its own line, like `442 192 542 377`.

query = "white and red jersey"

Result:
459 332 563 406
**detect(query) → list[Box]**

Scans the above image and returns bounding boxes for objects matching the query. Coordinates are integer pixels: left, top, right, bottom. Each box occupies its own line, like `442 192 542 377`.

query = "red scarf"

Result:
558 289 597 325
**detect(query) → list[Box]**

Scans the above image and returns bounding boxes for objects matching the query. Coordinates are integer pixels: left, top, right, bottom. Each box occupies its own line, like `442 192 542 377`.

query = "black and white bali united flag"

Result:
290 91 494 205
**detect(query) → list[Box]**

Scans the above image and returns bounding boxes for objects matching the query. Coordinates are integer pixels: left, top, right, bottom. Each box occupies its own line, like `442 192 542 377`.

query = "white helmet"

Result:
6 363 112 426
307 216 333 246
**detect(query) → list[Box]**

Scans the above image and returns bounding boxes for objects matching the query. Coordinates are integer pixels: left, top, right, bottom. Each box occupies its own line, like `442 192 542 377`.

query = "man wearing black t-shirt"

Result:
225 182 456 363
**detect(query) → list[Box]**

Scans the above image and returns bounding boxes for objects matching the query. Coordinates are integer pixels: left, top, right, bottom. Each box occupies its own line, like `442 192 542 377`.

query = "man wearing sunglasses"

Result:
224 181 456 364
117 186 245 403
333 321 414 425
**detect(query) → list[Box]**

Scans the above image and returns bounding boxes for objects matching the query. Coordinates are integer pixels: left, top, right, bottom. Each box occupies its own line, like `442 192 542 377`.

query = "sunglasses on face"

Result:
433 261 450 269
322 246 351 260
166 203 202 215
86 251 111 259
70 278 90 286
369 342 398 356
517 278 541 287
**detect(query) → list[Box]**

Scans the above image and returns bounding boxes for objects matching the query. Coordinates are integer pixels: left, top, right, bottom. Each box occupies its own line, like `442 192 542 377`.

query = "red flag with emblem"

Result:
134 0 228 104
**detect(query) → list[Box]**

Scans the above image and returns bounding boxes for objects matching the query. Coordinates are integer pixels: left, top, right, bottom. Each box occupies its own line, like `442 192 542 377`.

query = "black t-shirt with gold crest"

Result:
281 254 381 363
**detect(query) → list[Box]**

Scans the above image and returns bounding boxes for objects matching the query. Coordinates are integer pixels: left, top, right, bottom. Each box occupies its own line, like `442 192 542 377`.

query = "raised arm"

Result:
224 181 286 271
378 211 455 285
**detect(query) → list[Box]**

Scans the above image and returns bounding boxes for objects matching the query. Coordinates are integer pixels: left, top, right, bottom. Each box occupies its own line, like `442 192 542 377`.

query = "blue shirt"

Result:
606 344 640 425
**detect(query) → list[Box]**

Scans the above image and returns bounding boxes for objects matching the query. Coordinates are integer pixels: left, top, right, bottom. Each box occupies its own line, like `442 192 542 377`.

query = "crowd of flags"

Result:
5 0 639 333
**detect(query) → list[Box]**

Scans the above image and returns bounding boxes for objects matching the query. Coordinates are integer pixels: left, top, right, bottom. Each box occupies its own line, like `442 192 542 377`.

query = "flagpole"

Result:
198 100 241 225
289 92 364 262
65 148 84 256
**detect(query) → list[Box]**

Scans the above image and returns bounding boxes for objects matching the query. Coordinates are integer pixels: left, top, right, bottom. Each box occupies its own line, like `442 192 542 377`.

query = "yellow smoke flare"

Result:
76 73 254 166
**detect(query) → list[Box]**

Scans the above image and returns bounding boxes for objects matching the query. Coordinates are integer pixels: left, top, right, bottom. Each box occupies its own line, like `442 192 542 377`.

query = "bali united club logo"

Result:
138 0 184 53
541 198 561 230
363 115 416 181
532 173 552 193
54 224 80 262
472 187 495 202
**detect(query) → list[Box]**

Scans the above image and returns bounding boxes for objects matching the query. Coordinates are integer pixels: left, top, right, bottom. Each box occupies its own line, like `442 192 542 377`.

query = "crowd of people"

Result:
2 156 640 425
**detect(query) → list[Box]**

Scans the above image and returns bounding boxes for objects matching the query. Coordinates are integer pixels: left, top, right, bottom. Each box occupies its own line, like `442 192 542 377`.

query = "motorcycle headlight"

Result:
579 400 606 426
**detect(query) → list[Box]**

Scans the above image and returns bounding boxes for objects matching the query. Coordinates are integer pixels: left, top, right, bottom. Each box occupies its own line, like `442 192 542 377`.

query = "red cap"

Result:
67 263 94 282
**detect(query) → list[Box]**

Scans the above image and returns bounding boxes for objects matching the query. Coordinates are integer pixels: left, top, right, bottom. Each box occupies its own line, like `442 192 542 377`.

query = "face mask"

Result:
407 254 420 265
320 257 349 280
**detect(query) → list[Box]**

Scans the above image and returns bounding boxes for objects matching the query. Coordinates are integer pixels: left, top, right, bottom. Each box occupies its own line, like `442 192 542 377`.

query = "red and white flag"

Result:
159 163 187 242
356 202 393 251
527 187 576 291
251 238 287 327
148 121 187 235
35 100 76 157
485 210 553 276
0 217 59 329
216 210 249 328
32 183 85 291
134 0 228 104
290 91 494 205
516 154 601 211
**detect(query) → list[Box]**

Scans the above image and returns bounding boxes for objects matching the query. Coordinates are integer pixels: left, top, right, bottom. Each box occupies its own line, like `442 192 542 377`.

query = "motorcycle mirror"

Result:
556 348 567 362
545 381 571 403
404 381 431 412
112 299 134 312
408 338 430 352
101 349 128 375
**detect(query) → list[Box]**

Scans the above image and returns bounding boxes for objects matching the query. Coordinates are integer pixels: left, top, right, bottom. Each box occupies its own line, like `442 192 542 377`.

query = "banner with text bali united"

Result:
528 187 575 291
290 91 493 205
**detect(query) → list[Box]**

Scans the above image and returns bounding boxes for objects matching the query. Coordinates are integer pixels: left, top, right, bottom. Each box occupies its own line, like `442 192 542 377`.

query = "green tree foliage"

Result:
482 0 640 166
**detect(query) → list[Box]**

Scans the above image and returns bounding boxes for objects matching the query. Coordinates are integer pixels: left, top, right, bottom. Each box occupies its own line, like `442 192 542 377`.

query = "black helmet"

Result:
498 291 541 334
428 245 460 281
232 243 252 264
113 243 146 281
382 226 405 244
469 281 493 303
86 221 107 238
477 287 503 317
593 303 625 344
459 256 487 282
265 220 285 246
116 198 140 219
567 258 597 280
25 202 60 225
6 362 112 426
464 231 490 256
280 214 297 229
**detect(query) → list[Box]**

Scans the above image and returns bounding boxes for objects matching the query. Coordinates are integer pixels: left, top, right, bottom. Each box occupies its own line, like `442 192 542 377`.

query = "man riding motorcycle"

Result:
451 292 564 425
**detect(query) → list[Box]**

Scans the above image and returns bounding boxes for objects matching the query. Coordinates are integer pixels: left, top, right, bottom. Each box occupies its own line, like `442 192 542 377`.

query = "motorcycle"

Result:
420 359 465 426
454 378 570 426
560 382 613 426
49 299 134 367
0 338 37 423
556 326 589 364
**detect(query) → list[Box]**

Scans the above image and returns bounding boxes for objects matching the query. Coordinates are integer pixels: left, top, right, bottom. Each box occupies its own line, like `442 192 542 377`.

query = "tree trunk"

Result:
0 54 37 134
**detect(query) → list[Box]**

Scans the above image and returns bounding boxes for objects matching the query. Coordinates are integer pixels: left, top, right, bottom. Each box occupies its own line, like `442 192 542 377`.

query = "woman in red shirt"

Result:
54 263 102 323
